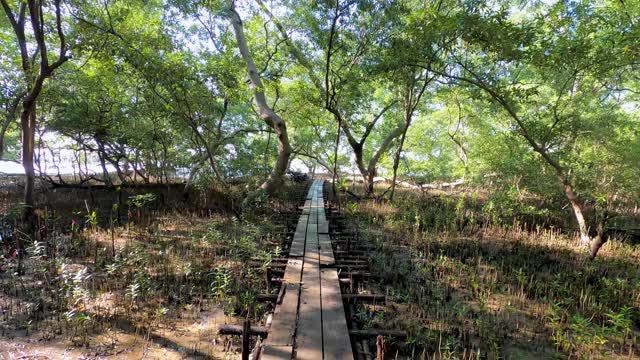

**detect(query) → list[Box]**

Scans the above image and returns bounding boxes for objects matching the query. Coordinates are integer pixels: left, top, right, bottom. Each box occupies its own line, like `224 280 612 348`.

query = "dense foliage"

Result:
1 0 638 254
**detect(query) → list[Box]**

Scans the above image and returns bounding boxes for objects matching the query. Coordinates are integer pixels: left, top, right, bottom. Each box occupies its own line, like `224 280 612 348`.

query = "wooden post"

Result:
242 318 251 360
265 267 271 290
376 335 386 360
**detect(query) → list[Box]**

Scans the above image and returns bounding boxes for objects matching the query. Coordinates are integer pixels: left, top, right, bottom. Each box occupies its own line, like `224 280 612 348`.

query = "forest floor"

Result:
0 179 639 359
0 182 305 359
338 183 640 359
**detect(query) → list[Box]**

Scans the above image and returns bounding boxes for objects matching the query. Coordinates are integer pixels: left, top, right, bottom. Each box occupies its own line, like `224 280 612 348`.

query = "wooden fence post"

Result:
242 318 251 360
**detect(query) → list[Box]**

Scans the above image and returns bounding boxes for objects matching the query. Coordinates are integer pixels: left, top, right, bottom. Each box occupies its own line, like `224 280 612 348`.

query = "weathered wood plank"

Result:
308 209 319 224
283 259 303 283
318 233 334 266
302 199 311 214
261 345 293 359
306 222 318 240
296 254 322 359
266 283 300 346
318 221 329 234
290 215 308 257
295 215 309 233
296 195 322 360
320 269 353 359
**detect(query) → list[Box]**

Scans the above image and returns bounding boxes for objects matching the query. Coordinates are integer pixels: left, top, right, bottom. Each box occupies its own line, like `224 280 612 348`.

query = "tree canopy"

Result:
1 0 638 257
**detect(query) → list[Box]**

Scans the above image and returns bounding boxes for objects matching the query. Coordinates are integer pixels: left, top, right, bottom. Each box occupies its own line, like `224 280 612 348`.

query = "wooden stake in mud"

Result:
242 318 251 360
376 335 386 360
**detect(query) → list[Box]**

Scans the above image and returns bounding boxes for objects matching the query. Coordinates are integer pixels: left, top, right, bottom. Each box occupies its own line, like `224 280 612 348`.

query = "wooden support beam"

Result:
342 294 386 303
218 324 268 337
349 329 407 339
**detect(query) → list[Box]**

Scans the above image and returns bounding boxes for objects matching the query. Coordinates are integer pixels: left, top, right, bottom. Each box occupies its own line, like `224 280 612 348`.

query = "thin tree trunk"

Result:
565 184 590 244
390 125 409 201
0 95 22 159
391 73 430 200
96 142 113 186
332 117 341 197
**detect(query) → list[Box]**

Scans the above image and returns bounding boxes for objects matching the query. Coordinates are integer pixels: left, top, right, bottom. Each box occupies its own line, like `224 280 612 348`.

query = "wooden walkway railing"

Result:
261 180 353 360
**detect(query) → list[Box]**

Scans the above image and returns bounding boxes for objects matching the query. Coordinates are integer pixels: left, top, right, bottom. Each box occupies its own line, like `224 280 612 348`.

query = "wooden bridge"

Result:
261 180 353 360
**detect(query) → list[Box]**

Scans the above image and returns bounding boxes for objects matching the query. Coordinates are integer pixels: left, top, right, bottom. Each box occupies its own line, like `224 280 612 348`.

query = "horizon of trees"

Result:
1 0 639 258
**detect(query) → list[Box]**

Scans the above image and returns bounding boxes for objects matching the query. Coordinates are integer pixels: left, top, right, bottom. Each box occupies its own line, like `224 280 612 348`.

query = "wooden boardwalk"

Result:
262 180 353 360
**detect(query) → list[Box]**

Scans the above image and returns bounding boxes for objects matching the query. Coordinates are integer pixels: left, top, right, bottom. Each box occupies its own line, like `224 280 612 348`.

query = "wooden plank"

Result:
318 234 334 266
290 215 308 257
290 237 305 257
295 215 309 233
283 259 303 283
317 205 326 219
318 220 329 234
302 200 311 214
317 193 327 233
308 209 319 224
321 269 354 360
296 251 322 359
261 345 293 360
266 283 300 346
306 222 318 240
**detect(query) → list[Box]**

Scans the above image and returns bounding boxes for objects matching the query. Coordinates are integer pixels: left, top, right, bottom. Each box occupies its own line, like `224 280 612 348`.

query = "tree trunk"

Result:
560 173 607 258
363 125 404 196
261 118 292 194
390 122 410 201
0 94 23 159
229 5 292 197
564 183 590 245
96 142 112 185
0 116 14 159
391 73 429 200
351 144 370 193
21 107 36 211
589 217 608 259
18 103 37 270
0 126 6 159
331 114 341 197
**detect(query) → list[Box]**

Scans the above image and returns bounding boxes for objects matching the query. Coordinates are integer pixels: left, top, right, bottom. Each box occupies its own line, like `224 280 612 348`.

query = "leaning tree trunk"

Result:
561 179 608 258
564 182 590 246
229 5 292 198
590 219 607 259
